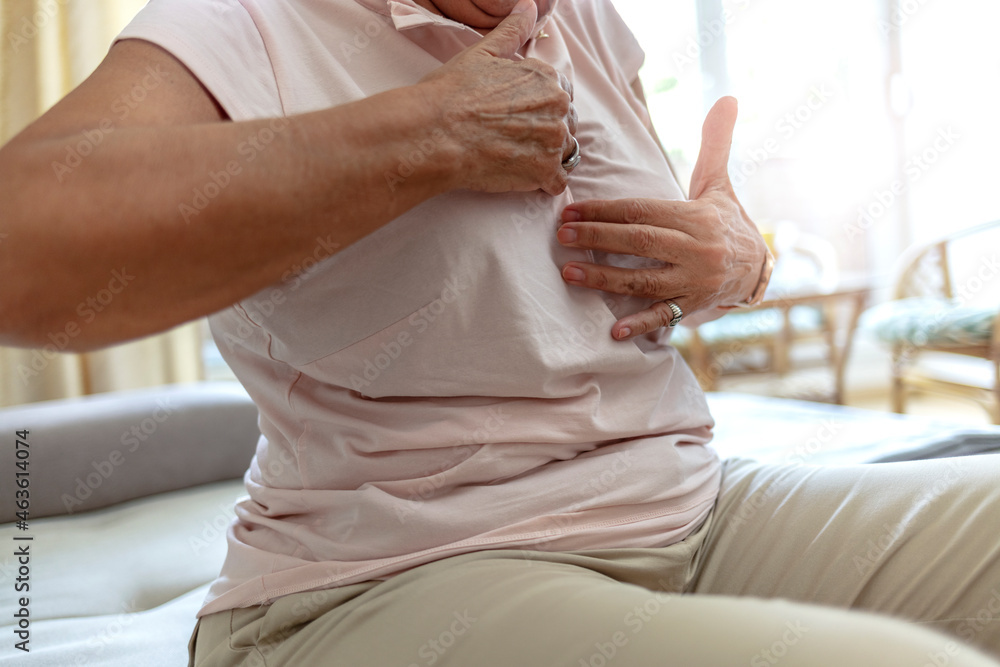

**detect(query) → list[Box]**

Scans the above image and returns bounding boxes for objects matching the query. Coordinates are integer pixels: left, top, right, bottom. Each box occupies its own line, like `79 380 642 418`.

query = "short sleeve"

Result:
114 0 283 121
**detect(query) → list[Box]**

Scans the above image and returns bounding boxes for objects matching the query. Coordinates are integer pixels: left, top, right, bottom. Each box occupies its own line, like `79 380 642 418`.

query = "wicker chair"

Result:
864 219 1000 423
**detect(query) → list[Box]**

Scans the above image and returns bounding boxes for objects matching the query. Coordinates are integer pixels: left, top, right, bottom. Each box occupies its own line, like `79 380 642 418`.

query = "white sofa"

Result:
2 382 999 666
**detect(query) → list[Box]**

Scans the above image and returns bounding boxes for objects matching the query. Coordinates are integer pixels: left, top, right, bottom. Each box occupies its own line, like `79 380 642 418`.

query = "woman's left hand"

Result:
556 96 767 340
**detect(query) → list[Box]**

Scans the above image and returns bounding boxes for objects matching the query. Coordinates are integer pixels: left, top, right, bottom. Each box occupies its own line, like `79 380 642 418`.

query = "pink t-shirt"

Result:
118 0 722 618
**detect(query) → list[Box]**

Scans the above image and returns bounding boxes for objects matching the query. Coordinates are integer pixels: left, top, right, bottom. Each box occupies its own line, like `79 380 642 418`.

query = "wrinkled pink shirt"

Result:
118 0 722 617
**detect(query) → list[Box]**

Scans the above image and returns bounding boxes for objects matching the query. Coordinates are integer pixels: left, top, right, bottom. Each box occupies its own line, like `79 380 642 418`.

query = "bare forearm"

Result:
0 5 573 350
0 86 455 349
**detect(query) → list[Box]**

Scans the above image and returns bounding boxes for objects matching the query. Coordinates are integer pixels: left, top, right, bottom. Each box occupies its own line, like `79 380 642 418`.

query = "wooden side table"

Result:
685 280 872 404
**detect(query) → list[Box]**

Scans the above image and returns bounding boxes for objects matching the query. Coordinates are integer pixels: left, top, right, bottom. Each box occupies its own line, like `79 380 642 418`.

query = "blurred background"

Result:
615 0 1000 422
1 0 998 424
618 0 1000 282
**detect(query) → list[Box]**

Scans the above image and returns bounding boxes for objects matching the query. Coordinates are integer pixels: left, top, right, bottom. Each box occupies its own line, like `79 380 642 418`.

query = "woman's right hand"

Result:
417 0 577 196
0 0 574 349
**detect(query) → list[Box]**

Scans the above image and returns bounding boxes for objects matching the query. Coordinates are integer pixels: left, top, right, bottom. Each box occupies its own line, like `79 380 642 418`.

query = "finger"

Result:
689 95 738 200
556 221 689 262
560 261 679 300
566 103 578 136
541 167 569 196
561 198 706 236
541 176 569 197
611 301 689 340
474 0 538 60
558 72 574 101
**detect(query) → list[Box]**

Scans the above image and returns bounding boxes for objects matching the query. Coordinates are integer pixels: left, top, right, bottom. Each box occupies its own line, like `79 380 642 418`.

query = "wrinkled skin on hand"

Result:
417 0 578 195
556 96 767 339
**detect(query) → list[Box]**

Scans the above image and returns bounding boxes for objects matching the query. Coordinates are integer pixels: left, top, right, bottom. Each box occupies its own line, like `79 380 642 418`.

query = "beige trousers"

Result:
190 456 1000 666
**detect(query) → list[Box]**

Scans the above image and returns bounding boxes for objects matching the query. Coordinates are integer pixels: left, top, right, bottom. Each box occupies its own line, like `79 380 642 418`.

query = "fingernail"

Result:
556 226 577 244
511 0 534 14
563 266 585 282
617 327 632 339
562 208 582 222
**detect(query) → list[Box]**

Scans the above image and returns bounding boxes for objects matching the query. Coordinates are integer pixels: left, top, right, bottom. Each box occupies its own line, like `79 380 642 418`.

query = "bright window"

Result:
614 0 1000 288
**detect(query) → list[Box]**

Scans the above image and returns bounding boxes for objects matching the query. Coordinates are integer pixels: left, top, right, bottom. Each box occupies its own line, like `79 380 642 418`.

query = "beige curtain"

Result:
0 0 204 407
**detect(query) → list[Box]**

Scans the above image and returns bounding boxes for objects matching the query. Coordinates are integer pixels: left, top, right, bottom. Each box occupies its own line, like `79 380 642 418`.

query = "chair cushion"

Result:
863 297 996 347
672 306 823 347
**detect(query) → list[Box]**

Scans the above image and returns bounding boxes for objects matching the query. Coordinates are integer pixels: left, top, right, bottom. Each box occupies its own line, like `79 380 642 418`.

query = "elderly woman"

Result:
2 0 1000 665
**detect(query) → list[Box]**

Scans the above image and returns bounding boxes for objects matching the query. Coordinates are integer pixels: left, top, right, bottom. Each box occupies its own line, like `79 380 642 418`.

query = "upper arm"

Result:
6 38 227 149
0 39 230 345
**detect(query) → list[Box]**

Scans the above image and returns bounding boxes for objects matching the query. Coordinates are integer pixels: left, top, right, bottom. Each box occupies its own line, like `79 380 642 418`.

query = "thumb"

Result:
475 0 538 60
689 96 738 200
